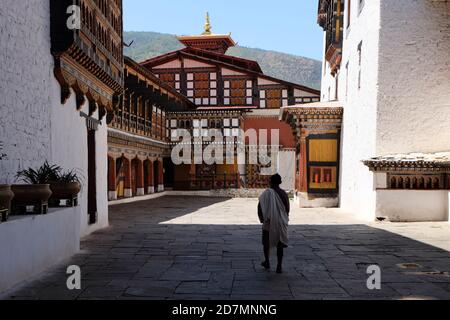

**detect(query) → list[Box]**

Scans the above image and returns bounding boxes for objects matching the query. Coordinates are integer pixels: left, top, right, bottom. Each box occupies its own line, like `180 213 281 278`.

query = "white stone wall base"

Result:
296 192 338 208
124 189 133 198
157 185 164 192
136 188 145 196
447 192 450 223
147 186 155 194
376 190 449 222
0 207 81 293
108 191 117 201
277 150 296 191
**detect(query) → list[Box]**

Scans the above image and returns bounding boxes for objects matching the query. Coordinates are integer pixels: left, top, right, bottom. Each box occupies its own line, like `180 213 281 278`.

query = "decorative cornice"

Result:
108 128 169 148
280 102 343 123
363 153 450 172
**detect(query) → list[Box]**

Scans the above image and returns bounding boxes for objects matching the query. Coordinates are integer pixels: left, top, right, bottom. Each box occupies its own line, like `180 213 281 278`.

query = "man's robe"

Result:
258 188 289 248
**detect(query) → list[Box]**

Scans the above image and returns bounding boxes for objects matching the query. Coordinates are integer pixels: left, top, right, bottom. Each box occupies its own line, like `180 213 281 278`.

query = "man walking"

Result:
258 174 290 274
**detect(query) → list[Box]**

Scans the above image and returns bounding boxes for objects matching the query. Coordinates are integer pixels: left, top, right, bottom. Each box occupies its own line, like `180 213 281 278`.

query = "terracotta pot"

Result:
0 185 14 221
50 182 81 199
11 184 52 204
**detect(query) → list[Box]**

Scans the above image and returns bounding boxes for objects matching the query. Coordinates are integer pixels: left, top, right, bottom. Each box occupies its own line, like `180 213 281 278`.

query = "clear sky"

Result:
123 0 324 61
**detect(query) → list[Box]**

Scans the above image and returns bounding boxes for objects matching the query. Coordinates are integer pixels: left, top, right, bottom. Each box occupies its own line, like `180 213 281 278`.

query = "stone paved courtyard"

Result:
2 196 450 300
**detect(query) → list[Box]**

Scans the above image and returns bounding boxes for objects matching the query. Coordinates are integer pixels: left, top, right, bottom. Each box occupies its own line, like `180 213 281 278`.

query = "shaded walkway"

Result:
3 196 450 300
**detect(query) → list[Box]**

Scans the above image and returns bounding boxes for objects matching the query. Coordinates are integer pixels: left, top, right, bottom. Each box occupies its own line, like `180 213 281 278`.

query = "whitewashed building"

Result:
0 0 124 292
318 0 450 221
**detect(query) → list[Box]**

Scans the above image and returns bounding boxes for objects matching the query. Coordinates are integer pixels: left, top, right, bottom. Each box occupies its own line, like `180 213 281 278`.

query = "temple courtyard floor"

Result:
2 196 450 300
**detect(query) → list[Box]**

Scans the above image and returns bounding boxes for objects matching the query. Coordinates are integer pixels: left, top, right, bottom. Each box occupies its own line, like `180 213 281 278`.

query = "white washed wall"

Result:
331 0 450 221
277 150 295 191
339 0 381 219
0 0 109 236
320 0 382 219
376 0 450 155
376 190 449 222
0 1 53 183
50 81 109 236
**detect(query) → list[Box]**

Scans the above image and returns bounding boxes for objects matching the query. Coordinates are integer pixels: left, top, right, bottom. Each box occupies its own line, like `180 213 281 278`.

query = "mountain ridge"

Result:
124 31 322 90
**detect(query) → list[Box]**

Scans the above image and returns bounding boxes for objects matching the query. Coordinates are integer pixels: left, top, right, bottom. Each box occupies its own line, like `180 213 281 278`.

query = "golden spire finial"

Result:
202 12 212 35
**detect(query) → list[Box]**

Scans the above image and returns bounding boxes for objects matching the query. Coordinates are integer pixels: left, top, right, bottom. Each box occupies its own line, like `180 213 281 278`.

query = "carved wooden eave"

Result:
141 47 263 74
169 109 245 118
50 0 124 118
140 48 320 96
177 34 236 55
317 0 330 28
280 101 343 122
108 129 170 156
363 153 450 173
280 101 343 141
325 44 342 75
124 57 196 112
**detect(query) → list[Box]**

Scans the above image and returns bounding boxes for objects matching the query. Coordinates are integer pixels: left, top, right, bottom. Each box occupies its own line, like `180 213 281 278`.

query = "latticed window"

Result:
158 73 180 91
224 79 252 105
266 89 282 109
194 72 209 98
159 73 175 87
186 72 217 105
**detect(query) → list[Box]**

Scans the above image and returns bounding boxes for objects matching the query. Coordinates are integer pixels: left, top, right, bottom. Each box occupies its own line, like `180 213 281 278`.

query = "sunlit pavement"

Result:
3 196 450 300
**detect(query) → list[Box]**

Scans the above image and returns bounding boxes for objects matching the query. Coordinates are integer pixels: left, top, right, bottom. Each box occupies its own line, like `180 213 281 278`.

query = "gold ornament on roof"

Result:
202 12 212 35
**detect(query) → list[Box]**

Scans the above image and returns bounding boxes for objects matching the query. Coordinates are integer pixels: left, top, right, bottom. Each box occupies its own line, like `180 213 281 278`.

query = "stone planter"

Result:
11 184 52 215
49 182 81 207
0 185 14 222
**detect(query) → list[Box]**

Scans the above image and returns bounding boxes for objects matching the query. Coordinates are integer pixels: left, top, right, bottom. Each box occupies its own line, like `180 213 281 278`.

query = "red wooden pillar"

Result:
123 158 132 198
147 160 154 194
108 157 117 200
299 130 308 193
136 159 145 196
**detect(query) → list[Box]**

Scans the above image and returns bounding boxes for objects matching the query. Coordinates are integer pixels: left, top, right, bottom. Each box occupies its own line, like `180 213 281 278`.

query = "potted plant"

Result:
0 141 14 222
11 162 56 215
49 169 82 207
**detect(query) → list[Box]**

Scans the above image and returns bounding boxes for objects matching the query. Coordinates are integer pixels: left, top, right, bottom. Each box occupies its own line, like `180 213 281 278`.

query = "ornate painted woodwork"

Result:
363 153 450 190
168 109 245 190
50 0 124 114
318 0 344 75
168 110 244 146
141 25 320 109
306 134 340 193
110 15 321 193
281 102 343 196
110 57 195 140
107 57 196 199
